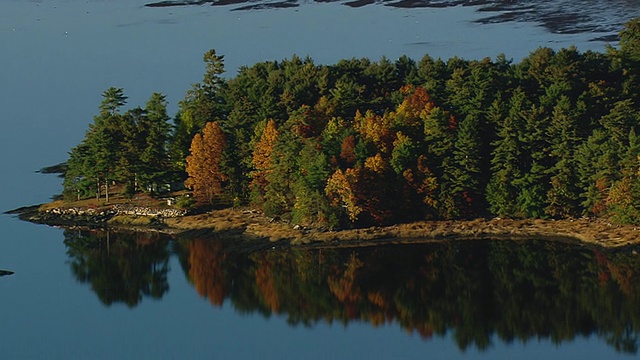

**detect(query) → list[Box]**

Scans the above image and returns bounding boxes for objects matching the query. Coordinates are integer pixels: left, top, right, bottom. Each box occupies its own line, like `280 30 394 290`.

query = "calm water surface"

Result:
1 0 640 358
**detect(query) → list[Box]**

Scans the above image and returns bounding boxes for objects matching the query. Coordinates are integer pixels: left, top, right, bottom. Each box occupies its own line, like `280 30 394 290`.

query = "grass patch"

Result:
108 215 154 226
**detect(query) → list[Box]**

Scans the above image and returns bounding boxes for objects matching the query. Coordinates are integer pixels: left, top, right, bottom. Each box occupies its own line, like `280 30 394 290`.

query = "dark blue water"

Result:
1 0 639 358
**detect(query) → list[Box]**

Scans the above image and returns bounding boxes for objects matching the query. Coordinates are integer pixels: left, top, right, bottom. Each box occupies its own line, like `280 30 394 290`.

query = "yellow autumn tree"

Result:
325 168 362 222
353 109 394 154
185 121 227 205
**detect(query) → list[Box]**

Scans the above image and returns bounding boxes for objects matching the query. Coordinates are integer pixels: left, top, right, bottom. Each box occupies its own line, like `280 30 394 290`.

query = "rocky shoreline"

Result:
7 204 185 229
7 204 640 249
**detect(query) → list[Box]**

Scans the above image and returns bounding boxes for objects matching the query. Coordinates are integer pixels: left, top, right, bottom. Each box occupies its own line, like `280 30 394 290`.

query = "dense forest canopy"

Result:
62 18 640 228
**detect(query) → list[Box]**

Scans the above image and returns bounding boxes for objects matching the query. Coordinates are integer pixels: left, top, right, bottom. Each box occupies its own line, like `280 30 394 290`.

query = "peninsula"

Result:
14 19 640 249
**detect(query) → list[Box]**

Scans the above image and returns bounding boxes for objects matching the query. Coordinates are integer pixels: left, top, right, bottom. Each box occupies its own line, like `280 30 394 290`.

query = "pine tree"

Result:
486 93 525 217
514 105 549 218
390 132 417 176
422 106 457 217
545 96 581 218
140 93 172 193
450 114 484 217
116 107 146 196
87 87 128 202
291 140 332 226
606 129 640 224
171 49 228 174
263 128 302 217
576 129 620 216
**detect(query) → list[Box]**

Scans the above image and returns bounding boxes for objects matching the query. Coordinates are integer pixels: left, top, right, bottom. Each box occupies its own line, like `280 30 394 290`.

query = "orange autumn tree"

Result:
250 119 278 205
185 121 227 205
394 85 434 128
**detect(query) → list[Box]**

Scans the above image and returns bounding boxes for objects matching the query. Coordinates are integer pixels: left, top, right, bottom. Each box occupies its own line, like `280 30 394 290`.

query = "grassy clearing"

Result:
107 215 154 226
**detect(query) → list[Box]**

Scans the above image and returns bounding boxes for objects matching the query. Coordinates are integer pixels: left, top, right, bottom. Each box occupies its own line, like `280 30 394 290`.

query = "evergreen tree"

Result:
514 105 549 218
576 129 621 216
486 93 525 217
63 141 97 200
170 49 228 174
263 126 303 217
545 96 581 218
422 106 457 217
607 129 640 224
87 87 129 202
290 140 332 226
116 107 146 196
140 93 172 193
450 114 484 217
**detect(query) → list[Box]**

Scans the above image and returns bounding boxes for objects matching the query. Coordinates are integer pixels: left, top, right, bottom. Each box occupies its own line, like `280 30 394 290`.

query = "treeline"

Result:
63 19 640 227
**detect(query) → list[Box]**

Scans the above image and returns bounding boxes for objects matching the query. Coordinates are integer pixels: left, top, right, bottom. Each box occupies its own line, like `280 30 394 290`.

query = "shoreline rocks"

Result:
9 204 186 229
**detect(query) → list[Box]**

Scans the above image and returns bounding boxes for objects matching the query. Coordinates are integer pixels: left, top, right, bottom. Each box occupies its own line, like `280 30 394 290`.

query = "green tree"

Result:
486 94 524 217
263 126 303 217
291 140 333 226
169 49 228 173
85 87 129 202
139 93 172 193
450 114 484 217
422 106 457 217
545 96 581 218
514 104 549 218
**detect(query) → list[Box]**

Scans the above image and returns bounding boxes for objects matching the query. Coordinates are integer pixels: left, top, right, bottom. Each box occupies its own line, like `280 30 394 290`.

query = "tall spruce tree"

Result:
486 92 526 217
544 96 581 218
450 113 484 217
87 87 128 202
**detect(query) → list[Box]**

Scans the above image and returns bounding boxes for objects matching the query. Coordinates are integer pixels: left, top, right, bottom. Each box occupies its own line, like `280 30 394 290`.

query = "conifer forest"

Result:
62 19 640 229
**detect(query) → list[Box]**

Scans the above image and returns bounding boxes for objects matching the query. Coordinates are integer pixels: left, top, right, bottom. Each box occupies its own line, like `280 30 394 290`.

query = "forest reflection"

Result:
64 229 171 307
64 229 640 353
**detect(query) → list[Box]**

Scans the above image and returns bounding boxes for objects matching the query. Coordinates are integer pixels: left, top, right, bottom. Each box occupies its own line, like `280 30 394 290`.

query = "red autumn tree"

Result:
340 134 357 166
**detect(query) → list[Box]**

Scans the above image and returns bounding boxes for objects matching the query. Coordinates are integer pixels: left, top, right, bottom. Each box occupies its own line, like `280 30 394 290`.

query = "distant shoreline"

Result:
142 0 628 40
7 203 640 249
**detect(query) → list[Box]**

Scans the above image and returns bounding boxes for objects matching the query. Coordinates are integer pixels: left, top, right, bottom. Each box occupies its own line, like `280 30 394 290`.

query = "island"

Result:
11 18 640 249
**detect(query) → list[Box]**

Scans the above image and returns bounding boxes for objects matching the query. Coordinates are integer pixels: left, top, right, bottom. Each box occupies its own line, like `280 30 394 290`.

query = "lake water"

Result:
1 0 640 358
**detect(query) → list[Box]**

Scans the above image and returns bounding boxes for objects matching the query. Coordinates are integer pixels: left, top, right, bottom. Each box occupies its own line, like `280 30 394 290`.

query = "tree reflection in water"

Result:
64 229 171 307
64 229 640 353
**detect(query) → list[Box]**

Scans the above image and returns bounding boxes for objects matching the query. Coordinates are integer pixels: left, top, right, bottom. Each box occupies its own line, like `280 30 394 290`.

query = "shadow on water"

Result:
64 228 640 353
